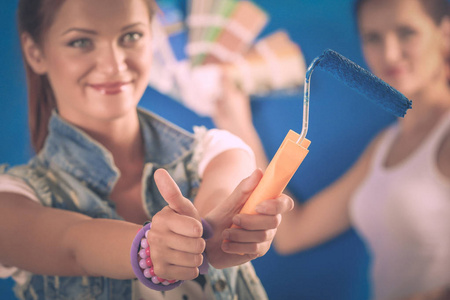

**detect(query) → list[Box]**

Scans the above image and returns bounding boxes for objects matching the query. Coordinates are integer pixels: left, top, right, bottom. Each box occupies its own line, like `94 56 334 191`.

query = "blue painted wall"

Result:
0 0 398 299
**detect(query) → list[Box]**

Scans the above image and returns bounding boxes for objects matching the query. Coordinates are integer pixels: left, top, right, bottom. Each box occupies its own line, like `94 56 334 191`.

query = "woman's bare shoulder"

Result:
437 125 450 178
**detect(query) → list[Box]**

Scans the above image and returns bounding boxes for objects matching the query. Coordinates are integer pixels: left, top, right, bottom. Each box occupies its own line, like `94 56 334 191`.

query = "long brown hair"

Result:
17 0 157 152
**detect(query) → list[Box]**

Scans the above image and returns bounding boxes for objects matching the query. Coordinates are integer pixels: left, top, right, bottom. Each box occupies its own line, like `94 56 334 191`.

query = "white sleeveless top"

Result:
350 113 450 300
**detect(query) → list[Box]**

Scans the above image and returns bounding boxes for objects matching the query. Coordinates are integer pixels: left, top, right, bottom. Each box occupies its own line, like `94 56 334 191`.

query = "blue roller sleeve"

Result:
316 49 412 117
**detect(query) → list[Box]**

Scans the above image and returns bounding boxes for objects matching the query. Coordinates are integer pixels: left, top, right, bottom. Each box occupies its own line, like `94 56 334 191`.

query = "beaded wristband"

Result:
130 219 213 291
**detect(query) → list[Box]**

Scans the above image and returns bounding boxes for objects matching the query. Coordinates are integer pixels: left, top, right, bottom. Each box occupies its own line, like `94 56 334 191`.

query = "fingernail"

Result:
222 242 230 251
244 169 261 191
223 230 230 240
194 225 202 237
255 205 266 214
250 169 261 179
233 215 241 226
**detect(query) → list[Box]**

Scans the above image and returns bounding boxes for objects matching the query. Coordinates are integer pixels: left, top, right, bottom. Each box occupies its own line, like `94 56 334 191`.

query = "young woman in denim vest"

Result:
213 0 450 299
0 0 294 299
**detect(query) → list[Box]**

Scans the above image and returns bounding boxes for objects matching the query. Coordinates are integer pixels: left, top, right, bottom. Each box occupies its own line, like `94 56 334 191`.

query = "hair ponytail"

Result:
25 64 56 152
17 0 61 152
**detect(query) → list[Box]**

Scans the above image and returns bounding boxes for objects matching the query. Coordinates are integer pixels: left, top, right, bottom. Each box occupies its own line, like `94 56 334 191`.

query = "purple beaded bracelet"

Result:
130 219 213 291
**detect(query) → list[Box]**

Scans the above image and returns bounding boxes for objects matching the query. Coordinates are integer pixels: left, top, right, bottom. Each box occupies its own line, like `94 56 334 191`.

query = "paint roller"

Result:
234 49 412 217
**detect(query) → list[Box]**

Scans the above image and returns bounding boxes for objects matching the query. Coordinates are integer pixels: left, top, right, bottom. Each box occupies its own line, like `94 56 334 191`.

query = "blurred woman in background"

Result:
214 0 450 299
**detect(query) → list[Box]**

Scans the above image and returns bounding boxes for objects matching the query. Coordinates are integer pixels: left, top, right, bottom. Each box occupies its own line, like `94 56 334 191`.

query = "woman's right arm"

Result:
211 72 385 256
0 193 140 279
273 134 382 254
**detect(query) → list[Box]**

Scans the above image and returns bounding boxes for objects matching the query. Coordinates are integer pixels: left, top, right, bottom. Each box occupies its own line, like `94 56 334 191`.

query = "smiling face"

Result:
29 0 153 128
358 0 448 99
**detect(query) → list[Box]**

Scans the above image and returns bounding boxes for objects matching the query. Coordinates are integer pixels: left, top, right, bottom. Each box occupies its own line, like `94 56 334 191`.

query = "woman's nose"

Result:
383 35 402 64
96 44 127 75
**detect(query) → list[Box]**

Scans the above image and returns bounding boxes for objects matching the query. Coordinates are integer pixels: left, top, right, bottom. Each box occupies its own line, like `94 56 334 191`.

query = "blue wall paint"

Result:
0 0 32 166
1 0 399 299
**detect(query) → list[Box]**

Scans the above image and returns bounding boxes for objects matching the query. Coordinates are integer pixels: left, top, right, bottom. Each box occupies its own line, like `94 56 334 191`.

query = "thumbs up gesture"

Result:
148 168 294 280
147 169 206 281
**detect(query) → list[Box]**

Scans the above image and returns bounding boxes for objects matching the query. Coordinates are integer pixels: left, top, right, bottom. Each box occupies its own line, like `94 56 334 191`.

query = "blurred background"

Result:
0 0 397 299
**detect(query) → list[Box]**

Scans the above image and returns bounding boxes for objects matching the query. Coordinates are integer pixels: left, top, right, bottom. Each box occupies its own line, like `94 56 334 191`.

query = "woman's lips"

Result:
89 82 129 95
384 67 404 78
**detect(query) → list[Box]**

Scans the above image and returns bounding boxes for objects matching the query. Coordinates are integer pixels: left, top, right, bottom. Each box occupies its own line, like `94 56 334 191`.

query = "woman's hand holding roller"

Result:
205 169 294 268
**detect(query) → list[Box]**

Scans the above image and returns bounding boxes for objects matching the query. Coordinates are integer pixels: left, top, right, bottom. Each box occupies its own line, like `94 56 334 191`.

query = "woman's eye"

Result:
68 38 92 49
397 27 416 40
121 32 143 45
362 33 381 45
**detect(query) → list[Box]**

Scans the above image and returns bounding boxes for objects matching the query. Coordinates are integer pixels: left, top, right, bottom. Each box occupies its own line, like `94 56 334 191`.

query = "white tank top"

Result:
350 112 450 300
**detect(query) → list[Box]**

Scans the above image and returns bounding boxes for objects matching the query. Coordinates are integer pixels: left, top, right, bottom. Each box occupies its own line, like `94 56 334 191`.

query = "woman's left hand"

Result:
204 169 294 269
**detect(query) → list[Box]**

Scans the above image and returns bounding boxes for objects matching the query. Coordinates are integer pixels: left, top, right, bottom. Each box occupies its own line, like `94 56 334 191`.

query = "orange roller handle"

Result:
239 130 310 216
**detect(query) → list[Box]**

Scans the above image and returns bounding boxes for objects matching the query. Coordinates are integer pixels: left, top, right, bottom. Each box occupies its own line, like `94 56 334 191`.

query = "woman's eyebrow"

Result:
61 28 97 36
61 22 147 36
121 22 146 31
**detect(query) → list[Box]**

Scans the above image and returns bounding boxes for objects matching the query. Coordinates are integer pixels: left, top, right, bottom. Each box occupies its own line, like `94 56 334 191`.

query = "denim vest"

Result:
2 109 268 300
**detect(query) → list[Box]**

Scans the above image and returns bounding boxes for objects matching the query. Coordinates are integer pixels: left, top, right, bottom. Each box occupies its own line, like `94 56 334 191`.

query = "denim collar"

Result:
40 109 195 197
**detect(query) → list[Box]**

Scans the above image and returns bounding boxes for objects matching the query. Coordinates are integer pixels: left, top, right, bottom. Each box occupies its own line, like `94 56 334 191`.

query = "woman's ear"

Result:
440 16 450 51
21 33 48 75
440 16 450 83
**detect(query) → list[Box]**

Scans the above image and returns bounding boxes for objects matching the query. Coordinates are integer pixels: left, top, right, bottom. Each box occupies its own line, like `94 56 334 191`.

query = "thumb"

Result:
216 169 263 216
154 168 201 221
